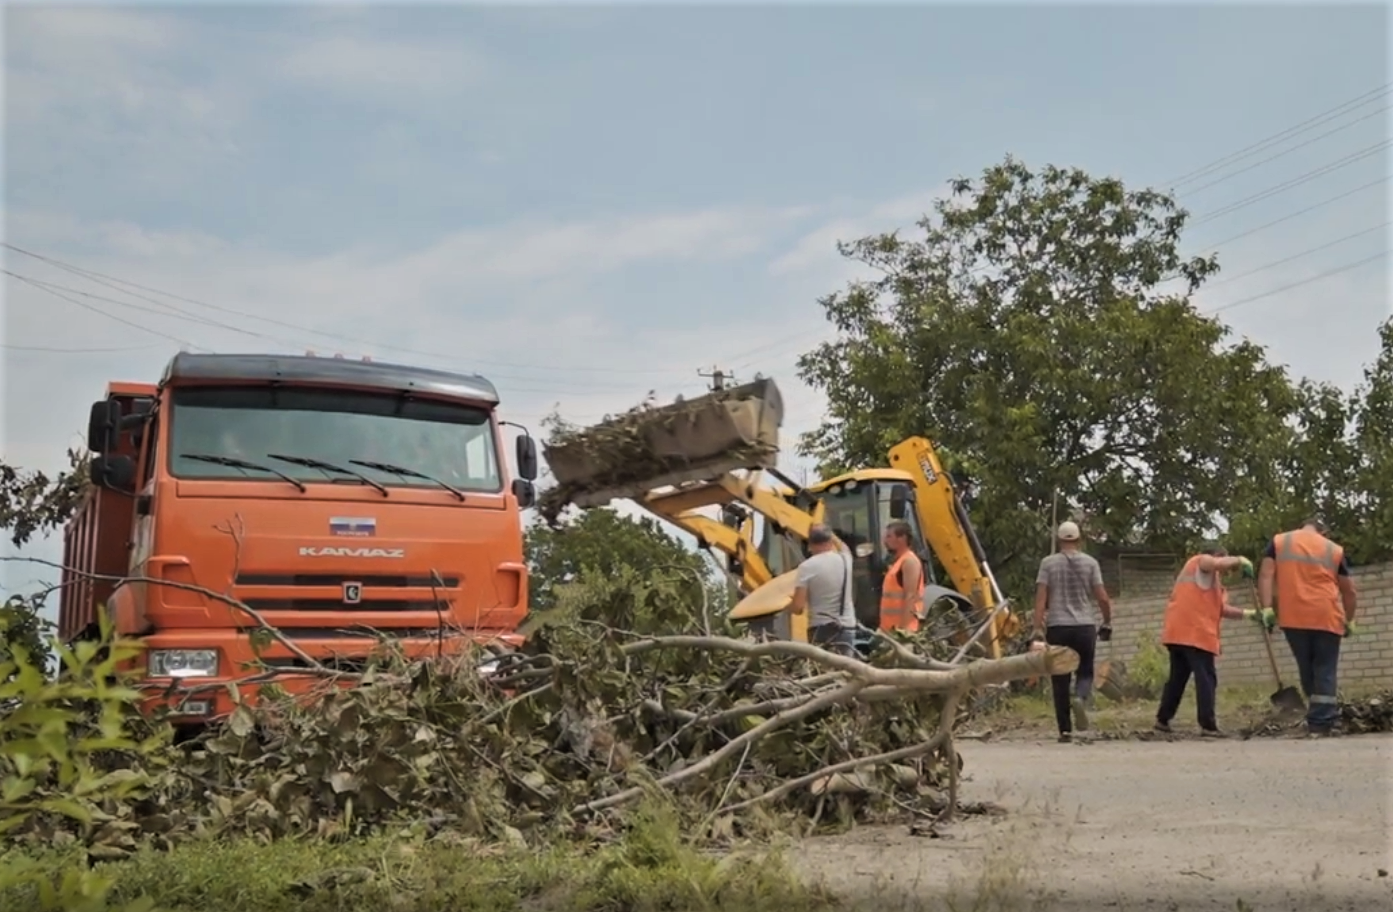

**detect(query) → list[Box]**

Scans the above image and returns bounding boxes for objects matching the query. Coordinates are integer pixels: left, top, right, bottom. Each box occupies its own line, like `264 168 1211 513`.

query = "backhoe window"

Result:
818 481 879 626
167 386 501 492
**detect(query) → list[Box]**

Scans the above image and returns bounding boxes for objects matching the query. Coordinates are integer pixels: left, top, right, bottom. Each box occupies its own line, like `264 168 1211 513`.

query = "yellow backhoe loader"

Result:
540 377 1021 659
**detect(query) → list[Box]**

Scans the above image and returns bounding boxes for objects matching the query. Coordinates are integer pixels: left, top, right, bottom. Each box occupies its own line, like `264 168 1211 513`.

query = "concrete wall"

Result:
1104 556 1393 690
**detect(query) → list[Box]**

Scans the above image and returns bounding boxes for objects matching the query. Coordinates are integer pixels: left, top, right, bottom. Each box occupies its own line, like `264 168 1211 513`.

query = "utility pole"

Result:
1050 487 1060 555
698 366 734 392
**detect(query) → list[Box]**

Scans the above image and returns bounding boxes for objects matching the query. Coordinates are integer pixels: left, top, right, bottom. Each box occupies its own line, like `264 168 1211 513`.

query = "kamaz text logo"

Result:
299 547 405 559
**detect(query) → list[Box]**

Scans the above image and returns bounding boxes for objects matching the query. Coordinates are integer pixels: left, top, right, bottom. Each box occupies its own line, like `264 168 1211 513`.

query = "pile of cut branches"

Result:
1 565 1076 860
1239 689 1393 738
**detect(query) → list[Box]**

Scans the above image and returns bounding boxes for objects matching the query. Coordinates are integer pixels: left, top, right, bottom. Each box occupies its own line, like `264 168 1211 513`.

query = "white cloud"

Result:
767 188 947 278
276 34 490 94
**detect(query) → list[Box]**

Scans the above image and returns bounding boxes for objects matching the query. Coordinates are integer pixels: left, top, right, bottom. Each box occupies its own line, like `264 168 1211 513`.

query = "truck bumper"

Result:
134 628 522 722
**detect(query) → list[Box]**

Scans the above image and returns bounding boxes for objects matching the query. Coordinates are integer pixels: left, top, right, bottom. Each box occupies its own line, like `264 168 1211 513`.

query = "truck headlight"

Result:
148 649 219 678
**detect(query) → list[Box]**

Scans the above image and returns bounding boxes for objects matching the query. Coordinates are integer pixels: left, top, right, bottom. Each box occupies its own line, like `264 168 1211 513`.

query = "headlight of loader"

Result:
148 649 219 679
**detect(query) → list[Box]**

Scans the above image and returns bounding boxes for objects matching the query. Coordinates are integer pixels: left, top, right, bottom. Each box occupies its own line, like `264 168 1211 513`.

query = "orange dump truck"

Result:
59 352 538 724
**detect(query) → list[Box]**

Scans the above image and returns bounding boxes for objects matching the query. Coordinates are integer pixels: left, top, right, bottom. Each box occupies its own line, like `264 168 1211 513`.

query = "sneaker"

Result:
1305 726 1334 739
1071 697 1090 732
1058 732 1072 743
1200 728 1226 739
1153 721 1172 733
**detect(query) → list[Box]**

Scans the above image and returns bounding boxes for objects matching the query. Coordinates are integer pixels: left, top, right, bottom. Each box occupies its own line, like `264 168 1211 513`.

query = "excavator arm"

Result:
887 437 1021 657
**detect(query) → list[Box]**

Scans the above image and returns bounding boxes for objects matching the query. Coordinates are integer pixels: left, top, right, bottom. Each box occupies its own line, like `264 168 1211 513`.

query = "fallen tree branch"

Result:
574 679 867 814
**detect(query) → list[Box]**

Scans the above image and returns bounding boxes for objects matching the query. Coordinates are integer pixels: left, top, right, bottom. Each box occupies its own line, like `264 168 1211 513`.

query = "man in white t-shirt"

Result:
790 524 856 656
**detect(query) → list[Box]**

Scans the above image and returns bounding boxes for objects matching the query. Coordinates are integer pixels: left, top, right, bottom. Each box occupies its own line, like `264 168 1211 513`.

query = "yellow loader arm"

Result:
887 436 1021 655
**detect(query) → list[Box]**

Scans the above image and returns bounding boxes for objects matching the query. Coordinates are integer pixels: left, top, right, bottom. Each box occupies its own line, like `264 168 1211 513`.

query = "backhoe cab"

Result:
539 377 1020 660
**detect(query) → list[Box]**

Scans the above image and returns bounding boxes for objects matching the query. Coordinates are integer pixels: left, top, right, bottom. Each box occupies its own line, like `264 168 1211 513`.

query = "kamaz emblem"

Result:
343 582 363 604
299 547 405 558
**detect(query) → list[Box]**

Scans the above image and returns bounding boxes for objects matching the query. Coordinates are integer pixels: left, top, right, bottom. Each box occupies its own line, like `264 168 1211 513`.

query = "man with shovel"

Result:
1153 544 1266 737
1257 517 1360 736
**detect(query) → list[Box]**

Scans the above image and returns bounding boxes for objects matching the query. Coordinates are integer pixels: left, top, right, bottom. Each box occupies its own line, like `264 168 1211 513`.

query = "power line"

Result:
1193 173 1391 253
1191 139 1391 225
1204 221 1389 288
1178 103 1390 197
1 342 167 354
1206 249 1390 315
1 242 680 377
4 270 198 348
1163 82 1392 189
9 88 1388 389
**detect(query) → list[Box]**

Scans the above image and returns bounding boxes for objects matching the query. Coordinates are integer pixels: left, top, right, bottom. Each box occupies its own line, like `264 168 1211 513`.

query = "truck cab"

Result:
60 352 539 722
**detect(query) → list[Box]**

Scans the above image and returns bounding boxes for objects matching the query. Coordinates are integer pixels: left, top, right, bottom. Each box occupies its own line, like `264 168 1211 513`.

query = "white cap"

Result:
1057 521 1081 542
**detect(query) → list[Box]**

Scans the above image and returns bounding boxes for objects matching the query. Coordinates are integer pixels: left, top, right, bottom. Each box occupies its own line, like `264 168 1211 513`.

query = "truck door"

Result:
129 409 159 573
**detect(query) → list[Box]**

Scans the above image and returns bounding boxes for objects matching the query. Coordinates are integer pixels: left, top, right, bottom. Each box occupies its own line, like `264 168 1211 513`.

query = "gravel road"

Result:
793 734 1393 911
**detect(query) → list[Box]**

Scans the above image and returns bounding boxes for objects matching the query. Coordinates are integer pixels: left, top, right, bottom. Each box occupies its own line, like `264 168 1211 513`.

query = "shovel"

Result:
1249 584 1305 713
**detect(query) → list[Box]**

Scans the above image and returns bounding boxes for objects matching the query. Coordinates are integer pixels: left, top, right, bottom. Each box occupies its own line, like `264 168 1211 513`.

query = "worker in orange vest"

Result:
879 520 925 633
1257 517 1360 736
1154 543 1264 737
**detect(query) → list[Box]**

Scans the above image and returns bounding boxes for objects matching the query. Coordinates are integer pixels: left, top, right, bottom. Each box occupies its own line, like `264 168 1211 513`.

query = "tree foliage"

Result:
0 449 89 549
1226 317 1393 564
524 508 726 622
796 156 1301 594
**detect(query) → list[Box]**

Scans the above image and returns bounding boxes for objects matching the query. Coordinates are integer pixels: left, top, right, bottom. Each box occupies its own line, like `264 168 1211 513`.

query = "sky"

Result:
2 1 1390 619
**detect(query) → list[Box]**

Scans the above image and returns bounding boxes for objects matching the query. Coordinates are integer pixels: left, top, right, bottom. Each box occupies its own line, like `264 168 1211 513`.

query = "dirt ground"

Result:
793 734 1393 911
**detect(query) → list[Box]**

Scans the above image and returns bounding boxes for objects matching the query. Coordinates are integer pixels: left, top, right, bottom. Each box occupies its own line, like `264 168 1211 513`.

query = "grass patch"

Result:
981 683 1283 736
2 806 836 912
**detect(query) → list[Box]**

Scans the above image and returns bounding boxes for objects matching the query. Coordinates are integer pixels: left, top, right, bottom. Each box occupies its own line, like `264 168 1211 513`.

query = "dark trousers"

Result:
1283 628 1342 730
1157 644 1219 731
1045 624 1097 734
809 622 855 657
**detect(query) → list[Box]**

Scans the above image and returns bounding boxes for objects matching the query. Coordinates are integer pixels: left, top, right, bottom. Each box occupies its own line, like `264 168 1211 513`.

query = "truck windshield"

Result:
168 386 501 493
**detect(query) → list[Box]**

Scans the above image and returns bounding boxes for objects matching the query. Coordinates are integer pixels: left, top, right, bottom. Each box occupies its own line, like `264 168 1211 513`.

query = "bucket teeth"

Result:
540 377 785 514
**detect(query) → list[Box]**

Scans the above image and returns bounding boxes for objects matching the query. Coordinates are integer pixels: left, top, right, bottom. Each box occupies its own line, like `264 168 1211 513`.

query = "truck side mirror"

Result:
889 486 911 520
87 399 122 453
91 454 137 493
511 478 536 508
516 435 538 481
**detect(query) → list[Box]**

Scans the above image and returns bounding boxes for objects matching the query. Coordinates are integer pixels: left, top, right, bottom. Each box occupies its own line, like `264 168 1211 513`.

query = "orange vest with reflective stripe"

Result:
1273 528 1345 635
879 551 924 632
1160 554 1225 655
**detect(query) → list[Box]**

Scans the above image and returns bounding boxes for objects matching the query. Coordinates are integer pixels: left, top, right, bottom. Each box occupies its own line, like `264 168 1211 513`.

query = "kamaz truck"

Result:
59 352 538 723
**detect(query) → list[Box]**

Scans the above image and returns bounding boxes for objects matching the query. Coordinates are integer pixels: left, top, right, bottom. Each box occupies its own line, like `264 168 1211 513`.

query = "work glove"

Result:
1235 556 1256 580
1097 625 1112 642
1344 620 1361 638
1243 608 1277 632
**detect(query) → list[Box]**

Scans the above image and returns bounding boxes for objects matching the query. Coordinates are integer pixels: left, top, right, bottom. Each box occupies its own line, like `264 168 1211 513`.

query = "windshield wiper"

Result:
266 454 389 496
349 459 467 501
179 453 308 492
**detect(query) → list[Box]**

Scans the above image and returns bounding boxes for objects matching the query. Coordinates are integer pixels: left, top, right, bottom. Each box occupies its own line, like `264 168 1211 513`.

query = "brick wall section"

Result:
1105 560 1393 691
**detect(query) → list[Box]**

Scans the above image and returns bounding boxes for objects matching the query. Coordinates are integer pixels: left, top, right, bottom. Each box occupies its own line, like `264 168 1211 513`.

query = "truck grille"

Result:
242 598 454 613
235 573 459 588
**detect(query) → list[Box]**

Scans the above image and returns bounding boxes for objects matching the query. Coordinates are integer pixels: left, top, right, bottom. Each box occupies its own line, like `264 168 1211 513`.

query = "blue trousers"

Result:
1282 628 1342 731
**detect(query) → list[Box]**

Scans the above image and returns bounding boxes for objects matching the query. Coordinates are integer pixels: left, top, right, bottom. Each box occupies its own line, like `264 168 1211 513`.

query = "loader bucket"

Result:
542 377 785 509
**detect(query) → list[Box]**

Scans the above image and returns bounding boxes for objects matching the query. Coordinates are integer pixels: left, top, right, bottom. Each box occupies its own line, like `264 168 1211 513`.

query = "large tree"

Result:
796 156 1299 595
1225 317 1392 565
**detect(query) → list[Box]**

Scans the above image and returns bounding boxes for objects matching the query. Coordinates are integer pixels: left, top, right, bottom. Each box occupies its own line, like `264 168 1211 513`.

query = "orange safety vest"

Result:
1272 528 1345 635
1160 554 1226 655
879 551 924 633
